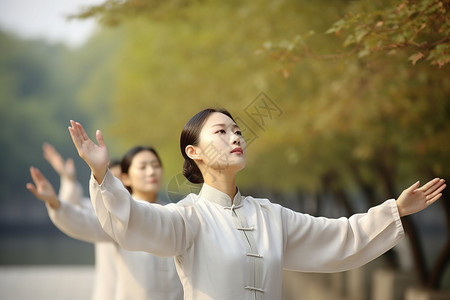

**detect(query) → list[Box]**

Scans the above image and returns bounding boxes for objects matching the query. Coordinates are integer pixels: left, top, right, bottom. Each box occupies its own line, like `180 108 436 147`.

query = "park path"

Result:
0 265 94 300
0 266 340 300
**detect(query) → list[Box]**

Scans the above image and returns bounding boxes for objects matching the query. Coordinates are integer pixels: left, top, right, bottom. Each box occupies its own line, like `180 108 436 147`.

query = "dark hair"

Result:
121 146 162 193
109 159 121 168
180 108 235 184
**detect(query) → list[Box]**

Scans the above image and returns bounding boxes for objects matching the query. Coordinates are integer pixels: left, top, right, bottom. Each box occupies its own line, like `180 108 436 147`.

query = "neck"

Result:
132 191 157 203
203 171 237 204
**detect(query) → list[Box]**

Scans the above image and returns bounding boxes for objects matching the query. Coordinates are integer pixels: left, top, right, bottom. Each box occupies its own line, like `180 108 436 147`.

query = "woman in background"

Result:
27 143 183 300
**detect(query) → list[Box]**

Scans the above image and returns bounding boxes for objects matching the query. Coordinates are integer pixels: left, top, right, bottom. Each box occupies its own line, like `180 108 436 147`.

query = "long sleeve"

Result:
89 170 195 256
46 200 113 243
47 175 113 243
282 199 404 272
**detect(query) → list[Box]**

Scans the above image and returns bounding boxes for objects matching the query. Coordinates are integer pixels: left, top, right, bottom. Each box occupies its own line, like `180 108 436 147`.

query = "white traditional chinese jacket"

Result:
90 170 404 300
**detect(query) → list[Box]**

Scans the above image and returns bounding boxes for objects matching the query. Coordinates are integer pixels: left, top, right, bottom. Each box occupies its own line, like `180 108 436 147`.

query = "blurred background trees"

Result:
1 0 449 292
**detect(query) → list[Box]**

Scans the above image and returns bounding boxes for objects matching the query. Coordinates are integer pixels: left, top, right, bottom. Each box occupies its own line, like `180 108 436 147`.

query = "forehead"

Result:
131 150 159 163
203 112 237 128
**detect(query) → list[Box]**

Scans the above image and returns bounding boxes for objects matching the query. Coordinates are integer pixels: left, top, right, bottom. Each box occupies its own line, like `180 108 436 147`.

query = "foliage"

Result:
327 0 450 67
0 29 120 220
263 0 450 72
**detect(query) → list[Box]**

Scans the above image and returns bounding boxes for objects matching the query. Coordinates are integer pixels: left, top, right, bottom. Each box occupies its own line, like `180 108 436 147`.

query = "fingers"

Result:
26 183 38 197
66 158 75 172
29 166 42 184
43 142 57 158
75 121 90 141
66 158 74 167
408 181 420 192
96 130 106 147
426 182 447 200
422 179 446 196
426 193 443 207
418 178 441 193
69 120 96 149
69 120 83 150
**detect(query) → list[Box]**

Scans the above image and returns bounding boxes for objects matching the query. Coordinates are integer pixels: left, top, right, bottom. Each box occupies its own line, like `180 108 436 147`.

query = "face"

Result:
122 150 163 196
191 112 246 173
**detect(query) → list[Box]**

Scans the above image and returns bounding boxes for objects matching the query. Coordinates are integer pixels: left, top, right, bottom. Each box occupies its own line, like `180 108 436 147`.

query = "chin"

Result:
146 184 161 193
228 160 246 173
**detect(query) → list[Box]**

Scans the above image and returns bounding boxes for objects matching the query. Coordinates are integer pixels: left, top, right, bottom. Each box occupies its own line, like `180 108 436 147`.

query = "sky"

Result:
0 0 105 48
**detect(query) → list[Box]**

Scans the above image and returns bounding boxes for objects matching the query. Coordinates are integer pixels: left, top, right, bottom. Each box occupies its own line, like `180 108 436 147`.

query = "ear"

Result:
185 145 201 161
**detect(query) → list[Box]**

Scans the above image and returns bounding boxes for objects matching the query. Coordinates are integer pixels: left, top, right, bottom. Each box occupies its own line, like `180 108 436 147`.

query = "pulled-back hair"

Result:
180 108 235 184
121 145 162 193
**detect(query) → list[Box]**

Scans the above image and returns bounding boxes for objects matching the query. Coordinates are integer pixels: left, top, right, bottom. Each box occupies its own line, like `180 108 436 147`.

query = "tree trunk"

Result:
349 162 399 268
375 158 428 286
321 171 353 217
428 189 450 289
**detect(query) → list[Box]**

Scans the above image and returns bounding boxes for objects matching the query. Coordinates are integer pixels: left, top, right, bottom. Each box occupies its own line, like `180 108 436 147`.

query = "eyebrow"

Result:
136 159 160 165
211 123 239 129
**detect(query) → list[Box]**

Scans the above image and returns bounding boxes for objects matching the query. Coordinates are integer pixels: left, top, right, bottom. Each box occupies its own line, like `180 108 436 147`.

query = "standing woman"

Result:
27 144 183 300
69 108 446 300
114 145 183 299
27 143 117 300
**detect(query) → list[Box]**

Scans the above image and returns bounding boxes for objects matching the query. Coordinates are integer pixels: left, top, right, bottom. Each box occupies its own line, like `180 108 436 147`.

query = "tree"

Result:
263 0 450 290
0 29 120 224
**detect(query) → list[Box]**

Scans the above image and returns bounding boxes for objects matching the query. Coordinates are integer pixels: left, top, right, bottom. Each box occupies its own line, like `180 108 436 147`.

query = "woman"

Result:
68 108 446 300
27 144 183 300
27 143 117 300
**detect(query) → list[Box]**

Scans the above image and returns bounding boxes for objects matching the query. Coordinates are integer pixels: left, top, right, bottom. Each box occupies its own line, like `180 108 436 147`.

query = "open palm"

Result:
396 178 446 217
68 120 109 183
26 166 59 208
43 142 76 180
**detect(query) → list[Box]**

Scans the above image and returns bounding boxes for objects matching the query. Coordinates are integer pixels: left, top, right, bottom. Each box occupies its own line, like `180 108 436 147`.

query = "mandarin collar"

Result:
198 183 242 207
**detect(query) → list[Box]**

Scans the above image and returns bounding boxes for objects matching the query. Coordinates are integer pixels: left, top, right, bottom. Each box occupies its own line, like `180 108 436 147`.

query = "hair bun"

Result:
183 160 204 184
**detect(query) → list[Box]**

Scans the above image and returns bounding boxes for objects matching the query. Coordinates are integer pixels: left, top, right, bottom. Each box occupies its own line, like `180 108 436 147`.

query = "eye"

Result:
235 130 242 136
151 162 161 169
215 129 226 134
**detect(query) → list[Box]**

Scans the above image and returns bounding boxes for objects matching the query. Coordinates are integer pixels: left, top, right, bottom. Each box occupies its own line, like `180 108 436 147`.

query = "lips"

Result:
147 178 158 183
231 147 243 154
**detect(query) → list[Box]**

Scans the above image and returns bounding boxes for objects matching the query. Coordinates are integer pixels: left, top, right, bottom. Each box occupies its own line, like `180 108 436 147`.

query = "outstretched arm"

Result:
43 142 76 181
26 167 113 243
43 142 86 206
396 178 446 217
68 120 109 184
26 167 60 209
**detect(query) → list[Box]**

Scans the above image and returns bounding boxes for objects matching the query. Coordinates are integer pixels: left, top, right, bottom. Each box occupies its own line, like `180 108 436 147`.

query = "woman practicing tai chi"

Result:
69 108 446 300
27 143 183 300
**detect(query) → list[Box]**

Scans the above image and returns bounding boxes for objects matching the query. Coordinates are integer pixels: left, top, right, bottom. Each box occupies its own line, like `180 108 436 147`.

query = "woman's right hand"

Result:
68 120 109 183
26 166 60 209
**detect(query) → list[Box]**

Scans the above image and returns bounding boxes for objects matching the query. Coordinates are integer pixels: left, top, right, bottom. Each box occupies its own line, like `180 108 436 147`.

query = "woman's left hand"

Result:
396 178 446 217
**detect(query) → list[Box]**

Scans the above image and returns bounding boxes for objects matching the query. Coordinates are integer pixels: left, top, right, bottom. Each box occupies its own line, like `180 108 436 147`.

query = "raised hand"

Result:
26 167 60 209
68 120 109 183
396 178 446 217
43 142 76 181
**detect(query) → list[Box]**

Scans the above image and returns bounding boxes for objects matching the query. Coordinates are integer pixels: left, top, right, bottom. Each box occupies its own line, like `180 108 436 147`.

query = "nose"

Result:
147 165 155 175
231 133 241 146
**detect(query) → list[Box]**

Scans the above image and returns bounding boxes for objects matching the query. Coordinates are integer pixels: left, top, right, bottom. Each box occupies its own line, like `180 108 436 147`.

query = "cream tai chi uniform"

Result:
50 177 116 300
90 170 404 300
47 176 183 300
